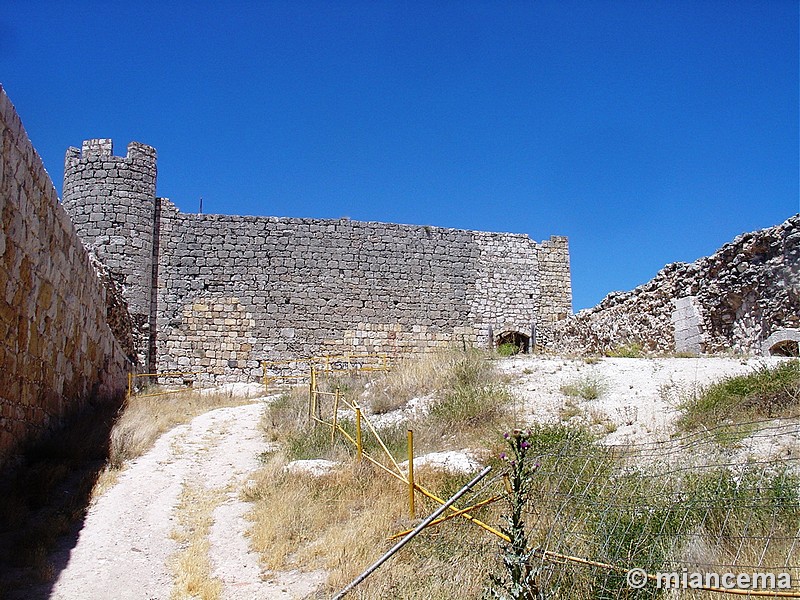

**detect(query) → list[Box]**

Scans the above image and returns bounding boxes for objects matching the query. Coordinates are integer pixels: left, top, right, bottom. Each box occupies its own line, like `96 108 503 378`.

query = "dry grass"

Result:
169 483 225 600
247 350 514 598
363 350 485 414
247 353 800 598
262 350 515 462
108 388 253 470
244 454 499 598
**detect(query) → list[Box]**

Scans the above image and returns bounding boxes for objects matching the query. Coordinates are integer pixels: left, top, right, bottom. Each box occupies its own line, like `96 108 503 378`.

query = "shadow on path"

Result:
0 397 122 600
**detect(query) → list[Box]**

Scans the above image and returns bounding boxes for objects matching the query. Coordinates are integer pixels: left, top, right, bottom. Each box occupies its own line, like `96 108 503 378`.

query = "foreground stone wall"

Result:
555 215 799 355
0 86 129 467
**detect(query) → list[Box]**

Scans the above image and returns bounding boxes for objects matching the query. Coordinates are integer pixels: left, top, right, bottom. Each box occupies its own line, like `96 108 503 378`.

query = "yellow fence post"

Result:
355 407 363 461
331 389 340 444
307 365 314 424
407 428 415 519
127 372 132 401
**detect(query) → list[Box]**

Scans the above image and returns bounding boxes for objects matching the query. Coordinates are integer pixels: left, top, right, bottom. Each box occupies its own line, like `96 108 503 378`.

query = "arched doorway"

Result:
762 329 800 357
496 331 530 355
769 340 799 357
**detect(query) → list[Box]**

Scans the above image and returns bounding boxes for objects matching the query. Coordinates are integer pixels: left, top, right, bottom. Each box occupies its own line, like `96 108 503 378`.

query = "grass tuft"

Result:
605 342 644 358
560 373 606 400
169 483 225 600
677 359 800 432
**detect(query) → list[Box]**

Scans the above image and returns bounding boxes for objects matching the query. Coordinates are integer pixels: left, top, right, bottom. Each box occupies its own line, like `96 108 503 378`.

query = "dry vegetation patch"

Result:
107 388 255 471
244 455 500 598
169 483 226 600
248 350 515 597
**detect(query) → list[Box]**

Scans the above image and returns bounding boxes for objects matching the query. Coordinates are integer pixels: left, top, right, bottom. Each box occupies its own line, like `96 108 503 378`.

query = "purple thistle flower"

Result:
520 441 530 449
499 452 507 460
503 432 509 439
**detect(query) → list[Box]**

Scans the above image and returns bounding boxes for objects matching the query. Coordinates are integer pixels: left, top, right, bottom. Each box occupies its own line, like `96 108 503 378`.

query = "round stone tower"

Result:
62 139 158 368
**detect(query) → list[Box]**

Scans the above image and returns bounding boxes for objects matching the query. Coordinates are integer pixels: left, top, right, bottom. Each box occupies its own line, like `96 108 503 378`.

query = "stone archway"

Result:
762 329 800 357
496 331 530 354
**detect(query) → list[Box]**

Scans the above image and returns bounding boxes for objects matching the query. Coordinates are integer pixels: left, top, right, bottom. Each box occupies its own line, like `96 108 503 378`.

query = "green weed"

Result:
560 373 606 400
677 359 800 433
605 343 644 358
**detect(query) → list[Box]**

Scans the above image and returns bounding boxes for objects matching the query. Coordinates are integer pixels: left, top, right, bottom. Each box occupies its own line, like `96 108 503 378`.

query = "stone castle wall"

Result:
62 140 157 368
61 139 572 382
0 86 129 467
554 215 799 355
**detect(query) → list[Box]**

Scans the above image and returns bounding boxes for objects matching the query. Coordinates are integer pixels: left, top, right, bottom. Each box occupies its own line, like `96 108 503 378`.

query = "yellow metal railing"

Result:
260 353 390 394
126 371 202 400
306 367 505 532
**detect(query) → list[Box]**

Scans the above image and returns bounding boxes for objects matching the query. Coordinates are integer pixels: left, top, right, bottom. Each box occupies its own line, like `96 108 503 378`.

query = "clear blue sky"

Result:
1 1 797 310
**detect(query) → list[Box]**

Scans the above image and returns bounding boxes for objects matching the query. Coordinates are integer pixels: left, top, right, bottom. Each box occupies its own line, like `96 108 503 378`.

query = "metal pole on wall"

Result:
530 322 537 354
332 466 492 600
488 325 494 351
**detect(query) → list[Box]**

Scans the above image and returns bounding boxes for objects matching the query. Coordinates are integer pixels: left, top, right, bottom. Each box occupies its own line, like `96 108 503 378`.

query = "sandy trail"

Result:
48 400 322 600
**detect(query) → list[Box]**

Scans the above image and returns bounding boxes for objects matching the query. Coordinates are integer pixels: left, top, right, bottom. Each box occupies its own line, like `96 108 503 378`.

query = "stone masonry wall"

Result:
0 86 129 468
62 140 157 368
555 215 799 355
154 199 571 381
59 138 572 383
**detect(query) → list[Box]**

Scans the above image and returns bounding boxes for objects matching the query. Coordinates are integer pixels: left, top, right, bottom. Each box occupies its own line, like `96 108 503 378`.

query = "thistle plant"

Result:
485 429 541 600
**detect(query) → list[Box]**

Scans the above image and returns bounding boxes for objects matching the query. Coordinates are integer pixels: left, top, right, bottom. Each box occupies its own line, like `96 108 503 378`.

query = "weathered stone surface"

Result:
0 86 129 468
61 139 572 383
555 216 800 355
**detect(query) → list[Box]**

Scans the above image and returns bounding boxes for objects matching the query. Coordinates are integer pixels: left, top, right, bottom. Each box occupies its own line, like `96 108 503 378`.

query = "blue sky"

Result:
1 1 797 311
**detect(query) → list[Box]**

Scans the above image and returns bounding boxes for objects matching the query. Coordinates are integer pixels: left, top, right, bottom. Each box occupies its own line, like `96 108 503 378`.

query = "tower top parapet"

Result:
65 139 157 170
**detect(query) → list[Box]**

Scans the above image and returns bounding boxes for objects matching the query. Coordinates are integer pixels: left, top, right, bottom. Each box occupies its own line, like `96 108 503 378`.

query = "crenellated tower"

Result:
62 139 158 369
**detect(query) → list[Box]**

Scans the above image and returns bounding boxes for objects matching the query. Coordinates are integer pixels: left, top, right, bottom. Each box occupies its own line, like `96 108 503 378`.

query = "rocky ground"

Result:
22 355 797 599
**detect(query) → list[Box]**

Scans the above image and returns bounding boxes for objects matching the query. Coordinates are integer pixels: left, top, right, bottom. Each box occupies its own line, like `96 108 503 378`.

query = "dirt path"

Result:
48 400 323 600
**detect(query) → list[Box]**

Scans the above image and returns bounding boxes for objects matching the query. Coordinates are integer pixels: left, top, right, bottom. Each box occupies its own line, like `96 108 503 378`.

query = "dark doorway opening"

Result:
769 340 800 357
496 331 530 355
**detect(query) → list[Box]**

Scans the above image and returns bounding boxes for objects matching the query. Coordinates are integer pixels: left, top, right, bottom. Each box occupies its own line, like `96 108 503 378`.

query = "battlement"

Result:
82 138 113 157
65 138 157 170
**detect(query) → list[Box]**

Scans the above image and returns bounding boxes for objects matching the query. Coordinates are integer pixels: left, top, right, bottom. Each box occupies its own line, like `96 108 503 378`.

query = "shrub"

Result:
497 343 519 357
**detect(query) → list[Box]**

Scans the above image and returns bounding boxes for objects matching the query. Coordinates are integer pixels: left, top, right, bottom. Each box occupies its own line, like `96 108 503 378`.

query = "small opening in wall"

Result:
285 298 290 304
496 331 530 354
528 294 533 299
769 340 800 357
